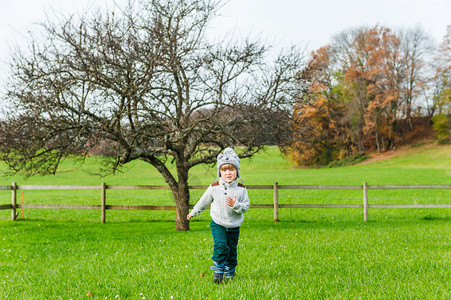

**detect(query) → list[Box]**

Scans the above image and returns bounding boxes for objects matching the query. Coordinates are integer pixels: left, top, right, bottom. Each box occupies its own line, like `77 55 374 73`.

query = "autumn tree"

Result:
0 0 302 230
290 24 438 166
432 25 451 143
331 27 375 152
361 26 404 152
290 95 345 165
285 46 350 165
333 26 412 152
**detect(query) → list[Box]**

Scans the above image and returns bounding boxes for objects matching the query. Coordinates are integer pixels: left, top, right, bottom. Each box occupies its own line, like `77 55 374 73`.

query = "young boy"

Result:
187 147 250 283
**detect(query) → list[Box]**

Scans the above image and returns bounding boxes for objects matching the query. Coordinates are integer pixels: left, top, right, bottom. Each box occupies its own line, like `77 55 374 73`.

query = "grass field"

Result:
0 144 450 299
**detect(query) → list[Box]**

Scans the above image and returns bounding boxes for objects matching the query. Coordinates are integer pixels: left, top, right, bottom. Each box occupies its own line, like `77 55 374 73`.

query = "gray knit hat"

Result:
217 147 240 179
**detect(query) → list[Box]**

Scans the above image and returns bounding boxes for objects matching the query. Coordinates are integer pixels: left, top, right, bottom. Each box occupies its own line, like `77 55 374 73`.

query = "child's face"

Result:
220 164 237 183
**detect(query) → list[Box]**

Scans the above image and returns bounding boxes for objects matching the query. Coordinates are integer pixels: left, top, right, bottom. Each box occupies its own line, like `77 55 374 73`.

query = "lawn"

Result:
0 144 450 299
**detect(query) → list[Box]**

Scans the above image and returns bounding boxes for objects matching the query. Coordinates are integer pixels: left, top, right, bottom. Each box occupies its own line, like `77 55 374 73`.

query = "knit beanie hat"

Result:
217 147 241 179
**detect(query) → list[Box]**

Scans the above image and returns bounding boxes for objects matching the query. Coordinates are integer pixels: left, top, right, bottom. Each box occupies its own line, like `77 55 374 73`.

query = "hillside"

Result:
358 122 448 166
359 141 451 169
0 140 450 187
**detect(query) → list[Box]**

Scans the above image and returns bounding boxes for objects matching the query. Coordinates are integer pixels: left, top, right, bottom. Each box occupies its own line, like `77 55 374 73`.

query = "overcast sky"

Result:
1 0 450 84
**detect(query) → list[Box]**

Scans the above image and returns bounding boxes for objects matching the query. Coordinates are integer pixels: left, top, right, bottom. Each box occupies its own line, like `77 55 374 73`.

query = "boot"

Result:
213 272 224 283
224 266 236 280
210 262 225 283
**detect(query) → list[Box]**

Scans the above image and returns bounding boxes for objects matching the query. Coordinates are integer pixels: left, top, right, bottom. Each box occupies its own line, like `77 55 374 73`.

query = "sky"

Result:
0 0 450 84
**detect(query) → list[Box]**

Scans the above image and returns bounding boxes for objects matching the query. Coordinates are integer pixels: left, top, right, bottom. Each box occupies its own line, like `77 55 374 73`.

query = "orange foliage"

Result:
291 24 438 165
290 95 345 165
342 25 402 152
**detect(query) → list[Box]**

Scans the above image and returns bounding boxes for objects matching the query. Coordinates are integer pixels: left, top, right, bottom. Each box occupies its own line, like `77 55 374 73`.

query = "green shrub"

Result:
432 113 450 143
327 153 368 168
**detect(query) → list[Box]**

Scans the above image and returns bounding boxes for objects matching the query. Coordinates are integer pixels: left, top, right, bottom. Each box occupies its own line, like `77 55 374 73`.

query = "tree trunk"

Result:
173 163 191 231
173 185 190 231
375 131 381 153
144 155 191 231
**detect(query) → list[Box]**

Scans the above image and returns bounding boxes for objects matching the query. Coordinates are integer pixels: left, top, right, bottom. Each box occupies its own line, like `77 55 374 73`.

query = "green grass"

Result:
0 144 450 299
1 214 449 299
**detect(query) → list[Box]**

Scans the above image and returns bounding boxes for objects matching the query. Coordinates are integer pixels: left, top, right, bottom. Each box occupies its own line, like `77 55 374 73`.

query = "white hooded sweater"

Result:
190 178 250 228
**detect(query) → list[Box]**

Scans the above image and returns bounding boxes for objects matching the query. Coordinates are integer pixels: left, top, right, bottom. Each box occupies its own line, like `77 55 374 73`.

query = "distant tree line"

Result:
283 25 451 166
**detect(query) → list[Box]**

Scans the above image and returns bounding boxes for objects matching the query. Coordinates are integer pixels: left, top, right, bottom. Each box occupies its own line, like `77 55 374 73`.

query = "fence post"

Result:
22 191 24 219
11 182 17 221
101 182 106 224
363 182 368 223
273 182 279 222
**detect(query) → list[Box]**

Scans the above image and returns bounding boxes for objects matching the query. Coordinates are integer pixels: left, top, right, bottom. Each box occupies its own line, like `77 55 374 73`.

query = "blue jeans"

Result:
210 220 240 272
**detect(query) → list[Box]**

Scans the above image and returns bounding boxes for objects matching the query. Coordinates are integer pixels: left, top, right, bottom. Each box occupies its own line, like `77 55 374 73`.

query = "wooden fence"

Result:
1 182 450 223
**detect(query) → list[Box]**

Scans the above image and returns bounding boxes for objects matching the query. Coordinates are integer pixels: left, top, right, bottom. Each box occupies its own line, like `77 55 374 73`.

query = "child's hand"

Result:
187 214 193 220
226 196 236 207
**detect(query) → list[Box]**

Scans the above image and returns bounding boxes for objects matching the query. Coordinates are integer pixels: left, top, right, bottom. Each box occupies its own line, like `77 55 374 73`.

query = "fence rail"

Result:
1 182 450 223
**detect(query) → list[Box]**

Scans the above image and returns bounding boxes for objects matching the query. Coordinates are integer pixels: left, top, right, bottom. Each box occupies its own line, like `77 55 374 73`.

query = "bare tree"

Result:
0 0 302 230
398 26 435 129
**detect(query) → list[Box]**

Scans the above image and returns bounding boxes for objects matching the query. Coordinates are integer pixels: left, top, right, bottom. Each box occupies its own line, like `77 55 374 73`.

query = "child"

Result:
187 147 250 283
